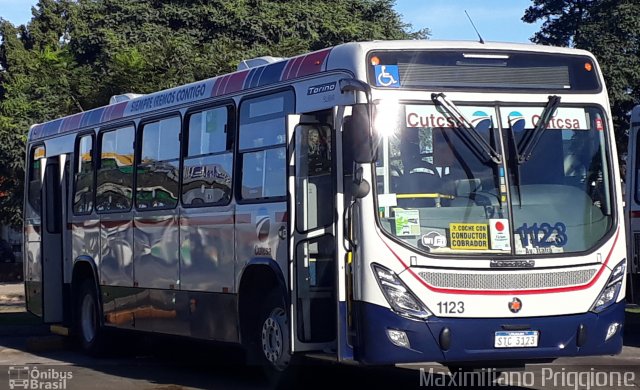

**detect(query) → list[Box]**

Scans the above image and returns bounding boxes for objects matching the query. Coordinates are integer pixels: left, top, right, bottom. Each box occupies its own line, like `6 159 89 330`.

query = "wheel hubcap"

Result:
81 294 96 343
261 308 285 366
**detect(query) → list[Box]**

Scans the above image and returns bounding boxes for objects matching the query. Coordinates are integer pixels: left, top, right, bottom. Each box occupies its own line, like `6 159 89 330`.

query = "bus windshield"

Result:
375 102 613 256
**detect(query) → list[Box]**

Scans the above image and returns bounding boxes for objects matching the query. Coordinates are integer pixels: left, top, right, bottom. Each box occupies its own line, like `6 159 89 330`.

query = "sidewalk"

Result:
0 282 25 313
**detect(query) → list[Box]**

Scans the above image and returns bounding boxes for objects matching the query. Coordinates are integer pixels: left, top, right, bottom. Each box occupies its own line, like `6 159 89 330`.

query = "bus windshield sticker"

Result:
514 222 568 255
421 230 447 249
489 219 511 251
449 223 489 250
394 208 420 236
500 107 587 130
374 65 401 88
405 105 494 130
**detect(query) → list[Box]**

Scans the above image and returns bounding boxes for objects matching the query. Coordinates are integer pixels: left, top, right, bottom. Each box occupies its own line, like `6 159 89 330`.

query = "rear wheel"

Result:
76 279 108 355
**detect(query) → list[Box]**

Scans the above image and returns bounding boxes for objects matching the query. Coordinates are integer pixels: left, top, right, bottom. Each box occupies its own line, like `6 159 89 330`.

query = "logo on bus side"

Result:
307 82 336 95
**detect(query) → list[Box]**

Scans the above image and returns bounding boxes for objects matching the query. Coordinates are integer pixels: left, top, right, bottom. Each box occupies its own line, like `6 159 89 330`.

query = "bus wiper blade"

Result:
431 93 502 164
518 95 561 164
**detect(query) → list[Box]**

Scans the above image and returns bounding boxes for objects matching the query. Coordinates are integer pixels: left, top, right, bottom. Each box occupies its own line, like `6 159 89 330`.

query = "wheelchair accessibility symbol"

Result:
374 65 400 87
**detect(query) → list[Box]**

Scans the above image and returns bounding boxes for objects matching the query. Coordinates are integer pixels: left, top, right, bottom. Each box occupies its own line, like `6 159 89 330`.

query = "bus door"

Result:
40 155 65 323
288 114 337 352
626 105 640 302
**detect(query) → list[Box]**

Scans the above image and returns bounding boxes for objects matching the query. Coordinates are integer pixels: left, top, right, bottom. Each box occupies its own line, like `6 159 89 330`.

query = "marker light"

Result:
370 56 380 66
584 62 593 72
372 264 432 320
605 323 620 341
590 260 626 313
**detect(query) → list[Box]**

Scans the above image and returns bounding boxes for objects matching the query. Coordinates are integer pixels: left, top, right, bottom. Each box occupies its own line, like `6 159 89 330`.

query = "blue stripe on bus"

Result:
82 108 106 127
259 61 288 87
42 119 63 137
245 67 262 89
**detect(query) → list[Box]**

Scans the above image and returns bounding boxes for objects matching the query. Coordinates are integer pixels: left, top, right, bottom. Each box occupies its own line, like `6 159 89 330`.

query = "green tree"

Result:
68 0 428 106
523 0 640 152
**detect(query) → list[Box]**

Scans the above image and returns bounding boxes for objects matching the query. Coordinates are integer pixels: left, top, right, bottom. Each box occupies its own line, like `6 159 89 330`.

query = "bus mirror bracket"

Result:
352 166 370 199
340 79 377 163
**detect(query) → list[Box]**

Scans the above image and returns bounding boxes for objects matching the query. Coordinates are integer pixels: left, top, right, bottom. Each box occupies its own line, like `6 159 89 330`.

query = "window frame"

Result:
72 132 96 216
27 144 46 216
135 113 182 211
96 122 136 214
236 89 295 204
181 102 236 208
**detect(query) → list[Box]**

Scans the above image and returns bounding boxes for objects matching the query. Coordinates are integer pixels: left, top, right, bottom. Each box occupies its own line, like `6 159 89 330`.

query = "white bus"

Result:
24 40 626 375
625 105 640 302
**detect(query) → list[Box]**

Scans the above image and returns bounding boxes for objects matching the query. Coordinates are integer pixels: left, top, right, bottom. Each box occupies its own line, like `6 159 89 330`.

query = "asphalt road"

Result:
1 282 639 390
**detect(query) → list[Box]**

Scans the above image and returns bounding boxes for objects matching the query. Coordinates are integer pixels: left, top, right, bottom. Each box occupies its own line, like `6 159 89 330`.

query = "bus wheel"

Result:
76 279 107 355
260 292 291 370
253 291 296 385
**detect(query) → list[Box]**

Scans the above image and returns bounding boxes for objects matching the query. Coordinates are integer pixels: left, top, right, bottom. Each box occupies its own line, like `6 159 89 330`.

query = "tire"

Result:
247 290 296 387
76 279 109 355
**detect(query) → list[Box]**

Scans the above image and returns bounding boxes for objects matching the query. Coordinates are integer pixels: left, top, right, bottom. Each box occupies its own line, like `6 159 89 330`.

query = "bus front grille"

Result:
417 268 598 291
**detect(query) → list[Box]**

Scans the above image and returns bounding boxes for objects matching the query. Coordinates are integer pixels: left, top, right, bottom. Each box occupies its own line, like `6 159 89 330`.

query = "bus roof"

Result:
28 39 597 142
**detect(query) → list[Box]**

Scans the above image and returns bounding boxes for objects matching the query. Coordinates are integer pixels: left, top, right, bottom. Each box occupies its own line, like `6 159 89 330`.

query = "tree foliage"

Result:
523 0 640 152
0 0 427 227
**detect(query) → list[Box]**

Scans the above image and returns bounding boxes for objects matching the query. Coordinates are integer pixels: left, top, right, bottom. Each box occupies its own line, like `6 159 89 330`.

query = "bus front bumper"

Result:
353 300 624 365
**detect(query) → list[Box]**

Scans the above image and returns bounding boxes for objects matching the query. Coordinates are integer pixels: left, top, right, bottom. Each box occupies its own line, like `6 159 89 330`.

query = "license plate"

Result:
494 331 539 348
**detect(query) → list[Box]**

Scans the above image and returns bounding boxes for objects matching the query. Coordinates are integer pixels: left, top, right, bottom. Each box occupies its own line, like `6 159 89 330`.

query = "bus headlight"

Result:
372 264 431 320
590 260 626 313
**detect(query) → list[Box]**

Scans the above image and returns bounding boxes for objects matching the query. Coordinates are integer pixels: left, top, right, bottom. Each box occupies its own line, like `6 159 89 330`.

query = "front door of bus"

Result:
288 114 337 352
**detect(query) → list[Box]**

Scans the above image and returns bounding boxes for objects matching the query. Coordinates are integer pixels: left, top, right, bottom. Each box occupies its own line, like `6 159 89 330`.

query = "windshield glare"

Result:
375 103 612 256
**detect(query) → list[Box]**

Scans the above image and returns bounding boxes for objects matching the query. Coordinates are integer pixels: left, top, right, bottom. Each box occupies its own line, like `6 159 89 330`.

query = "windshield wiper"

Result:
517 95 561 164
431 93 502 164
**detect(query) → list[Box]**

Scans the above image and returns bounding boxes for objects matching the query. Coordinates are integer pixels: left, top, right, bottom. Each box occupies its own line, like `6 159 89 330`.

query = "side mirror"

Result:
344 104 375 163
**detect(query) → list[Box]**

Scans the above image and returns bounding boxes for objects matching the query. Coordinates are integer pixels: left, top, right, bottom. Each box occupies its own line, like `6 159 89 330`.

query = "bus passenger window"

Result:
73 135 94 214
28 145 46 216
239 91 293 201
96 126 134 213
137 116 180 210
183 106 233 207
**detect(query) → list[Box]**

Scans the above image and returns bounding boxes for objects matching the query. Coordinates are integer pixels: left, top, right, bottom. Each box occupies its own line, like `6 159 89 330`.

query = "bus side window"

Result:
136 116 181 210
182 106 234 207
238 91 293 200
96 126 135 212
73 134 94 214
28 145 45 217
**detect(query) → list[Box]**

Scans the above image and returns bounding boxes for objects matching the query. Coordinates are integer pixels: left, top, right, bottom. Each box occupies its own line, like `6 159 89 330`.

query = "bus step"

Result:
49 325 69 336
302 352 338 363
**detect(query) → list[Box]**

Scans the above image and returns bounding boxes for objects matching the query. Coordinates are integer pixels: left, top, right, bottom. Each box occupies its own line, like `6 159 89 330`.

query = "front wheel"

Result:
248 291 297 386
260 304 291 371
